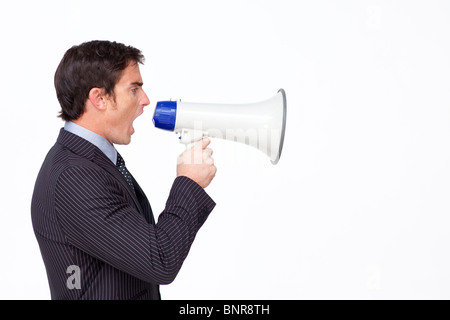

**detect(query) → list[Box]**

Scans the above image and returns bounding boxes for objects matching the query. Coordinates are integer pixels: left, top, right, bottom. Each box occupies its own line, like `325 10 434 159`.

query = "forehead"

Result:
117 63 143 86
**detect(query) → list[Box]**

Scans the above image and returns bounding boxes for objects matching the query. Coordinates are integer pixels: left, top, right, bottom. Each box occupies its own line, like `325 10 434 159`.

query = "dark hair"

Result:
54 40 145 121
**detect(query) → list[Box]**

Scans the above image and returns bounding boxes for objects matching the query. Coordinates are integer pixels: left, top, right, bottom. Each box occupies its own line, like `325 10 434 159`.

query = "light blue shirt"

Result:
64 121 118 165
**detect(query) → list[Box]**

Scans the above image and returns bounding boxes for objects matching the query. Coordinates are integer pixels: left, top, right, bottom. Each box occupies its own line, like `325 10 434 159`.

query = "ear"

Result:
88 88 108 111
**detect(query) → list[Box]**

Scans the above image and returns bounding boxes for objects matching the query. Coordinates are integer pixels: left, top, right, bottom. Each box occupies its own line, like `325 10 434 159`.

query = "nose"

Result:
141 90 150 107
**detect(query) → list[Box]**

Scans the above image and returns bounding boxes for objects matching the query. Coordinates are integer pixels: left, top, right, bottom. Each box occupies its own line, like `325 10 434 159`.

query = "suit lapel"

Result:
93 148 146 216
57 129 147 220
131 174 155 225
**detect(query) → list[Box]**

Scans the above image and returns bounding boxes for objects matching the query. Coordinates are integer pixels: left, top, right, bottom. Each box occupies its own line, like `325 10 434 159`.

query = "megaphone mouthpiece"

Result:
152 100 177 131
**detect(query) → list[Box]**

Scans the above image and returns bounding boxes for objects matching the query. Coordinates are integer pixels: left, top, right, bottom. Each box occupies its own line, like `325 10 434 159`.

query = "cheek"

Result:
119 99 138 120
112 93 139 125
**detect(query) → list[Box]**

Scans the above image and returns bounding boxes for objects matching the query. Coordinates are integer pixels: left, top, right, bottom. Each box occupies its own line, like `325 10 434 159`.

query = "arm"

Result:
55 167 215 285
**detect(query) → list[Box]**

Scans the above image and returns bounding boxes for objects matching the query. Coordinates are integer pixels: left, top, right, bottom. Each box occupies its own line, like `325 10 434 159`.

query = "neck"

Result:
73 118 111 144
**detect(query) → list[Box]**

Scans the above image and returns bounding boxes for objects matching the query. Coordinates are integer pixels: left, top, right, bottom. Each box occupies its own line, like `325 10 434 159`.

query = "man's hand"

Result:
177 138 217 188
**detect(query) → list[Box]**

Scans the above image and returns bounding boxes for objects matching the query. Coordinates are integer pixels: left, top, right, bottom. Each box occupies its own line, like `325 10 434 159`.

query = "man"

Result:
31 40 217 300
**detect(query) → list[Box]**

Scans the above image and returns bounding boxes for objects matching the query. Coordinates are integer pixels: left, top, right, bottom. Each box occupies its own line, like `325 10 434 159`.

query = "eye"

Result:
131 88 139 95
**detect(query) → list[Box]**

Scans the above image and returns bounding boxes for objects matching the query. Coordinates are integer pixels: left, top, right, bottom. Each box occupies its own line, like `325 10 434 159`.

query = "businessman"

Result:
31 40 217 300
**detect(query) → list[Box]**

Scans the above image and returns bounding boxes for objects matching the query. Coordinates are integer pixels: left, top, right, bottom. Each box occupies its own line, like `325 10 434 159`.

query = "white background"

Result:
0 0 449 300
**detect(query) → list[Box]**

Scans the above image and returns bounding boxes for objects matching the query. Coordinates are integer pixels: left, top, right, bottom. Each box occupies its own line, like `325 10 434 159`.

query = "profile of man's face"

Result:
103 63 150 145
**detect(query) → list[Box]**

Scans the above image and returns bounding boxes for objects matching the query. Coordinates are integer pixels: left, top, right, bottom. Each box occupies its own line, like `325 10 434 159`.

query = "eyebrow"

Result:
131 81 144 87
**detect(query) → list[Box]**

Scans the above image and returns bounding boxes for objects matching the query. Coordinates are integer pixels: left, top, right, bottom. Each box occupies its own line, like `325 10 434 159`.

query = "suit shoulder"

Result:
35 141 108 189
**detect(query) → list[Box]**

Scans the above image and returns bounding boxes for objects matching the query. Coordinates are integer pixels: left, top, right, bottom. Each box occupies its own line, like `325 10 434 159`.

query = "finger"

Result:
204 156 214 165
191 139 203 151
203 147 213 157
201 138 211 150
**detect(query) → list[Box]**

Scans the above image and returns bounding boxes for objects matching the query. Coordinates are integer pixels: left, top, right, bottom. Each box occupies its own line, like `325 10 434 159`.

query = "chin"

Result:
115 135 132 145
123 136 132 145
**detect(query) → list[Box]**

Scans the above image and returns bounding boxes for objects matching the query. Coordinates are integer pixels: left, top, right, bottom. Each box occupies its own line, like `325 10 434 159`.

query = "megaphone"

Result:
153 89 287 165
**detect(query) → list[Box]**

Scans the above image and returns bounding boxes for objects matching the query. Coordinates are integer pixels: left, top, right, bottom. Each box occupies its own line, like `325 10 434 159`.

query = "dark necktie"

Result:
116 153 134 189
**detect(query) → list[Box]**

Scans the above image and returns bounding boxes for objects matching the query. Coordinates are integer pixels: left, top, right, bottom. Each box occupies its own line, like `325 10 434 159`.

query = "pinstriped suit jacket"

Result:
31 129 215 300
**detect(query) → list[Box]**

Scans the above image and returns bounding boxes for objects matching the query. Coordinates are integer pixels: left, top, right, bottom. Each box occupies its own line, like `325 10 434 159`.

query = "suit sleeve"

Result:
54 166 215 285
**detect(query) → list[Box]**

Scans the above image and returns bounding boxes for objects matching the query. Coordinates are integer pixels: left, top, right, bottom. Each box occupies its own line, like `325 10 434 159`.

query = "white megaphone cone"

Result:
153 89 287 165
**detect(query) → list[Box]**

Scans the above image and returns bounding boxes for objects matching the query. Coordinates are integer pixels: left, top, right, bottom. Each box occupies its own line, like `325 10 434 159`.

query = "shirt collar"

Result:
64 121 118 165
